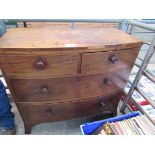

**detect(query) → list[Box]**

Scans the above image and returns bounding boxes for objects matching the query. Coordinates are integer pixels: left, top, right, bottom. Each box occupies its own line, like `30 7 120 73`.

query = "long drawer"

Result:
19 95 119 124
0 53 79 77
81 47 139 74
9 70 129 103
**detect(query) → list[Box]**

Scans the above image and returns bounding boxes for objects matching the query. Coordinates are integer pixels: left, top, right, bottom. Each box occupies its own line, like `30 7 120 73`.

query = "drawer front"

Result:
9 70 129 103
81 48 139 74
19 95 119 123
0 53 79 77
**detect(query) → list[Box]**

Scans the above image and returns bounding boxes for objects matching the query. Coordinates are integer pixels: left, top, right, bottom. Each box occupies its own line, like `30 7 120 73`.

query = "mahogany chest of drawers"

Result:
0 27 142 134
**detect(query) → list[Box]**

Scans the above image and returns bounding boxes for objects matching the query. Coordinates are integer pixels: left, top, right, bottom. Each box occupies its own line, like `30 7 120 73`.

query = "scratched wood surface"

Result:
0 27 142 50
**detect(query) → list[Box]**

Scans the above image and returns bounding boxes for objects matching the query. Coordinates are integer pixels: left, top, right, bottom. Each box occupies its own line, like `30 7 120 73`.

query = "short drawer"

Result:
81 47 139 74
0 53 79 77
9 70 129 103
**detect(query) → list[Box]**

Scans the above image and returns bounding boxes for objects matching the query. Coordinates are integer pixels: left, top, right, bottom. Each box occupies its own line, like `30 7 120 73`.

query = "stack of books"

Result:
120 75 155 121
92 114 155 135
143 105 155 121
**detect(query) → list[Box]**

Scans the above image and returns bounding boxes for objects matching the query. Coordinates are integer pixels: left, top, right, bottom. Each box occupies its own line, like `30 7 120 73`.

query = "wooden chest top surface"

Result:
0 27 142 50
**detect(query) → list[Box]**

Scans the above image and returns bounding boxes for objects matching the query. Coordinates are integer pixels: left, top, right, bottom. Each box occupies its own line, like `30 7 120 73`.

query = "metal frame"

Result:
15 19 122 29
136 19 155 24
13 19 122 23
127 19 155 34
1 19 155 35
119 19 128 31
120 36 155 125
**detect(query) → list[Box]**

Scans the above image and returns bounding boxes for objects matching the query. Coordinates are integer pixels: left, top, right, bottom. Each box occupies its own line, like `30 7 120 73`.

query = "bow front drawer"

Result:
19 98 108 124
9 70 129 103
81 48 139 74
0 53 79 78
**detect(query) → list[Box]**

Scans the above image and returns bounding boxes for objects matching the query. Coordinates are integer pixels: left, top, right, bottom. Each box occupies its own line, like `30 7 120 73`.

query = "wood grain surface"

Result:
18 94 120 134
9 70 129 103
0 27 142 50
81 47 139 74
0 53 79 77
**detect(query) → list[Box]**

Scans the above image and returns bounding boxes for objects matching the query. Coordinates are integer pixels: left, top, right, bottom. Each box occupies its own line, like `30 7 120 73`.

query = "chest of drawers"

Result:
0 27 142 134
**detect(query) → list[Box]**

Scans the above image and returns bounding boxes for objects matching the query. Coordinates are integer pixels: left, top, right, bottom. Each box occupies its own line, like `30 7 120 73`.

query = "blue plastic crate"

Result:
80 112 140 135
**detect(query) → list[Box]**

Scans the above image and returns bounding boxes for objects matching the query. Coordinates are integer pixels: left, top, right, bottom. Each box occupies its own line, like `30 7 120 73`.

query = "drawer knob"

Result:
109 54 117 63
103 78 111 85
76 76 81 81
46 108 52 115
41 87 48 94
36 58 46 69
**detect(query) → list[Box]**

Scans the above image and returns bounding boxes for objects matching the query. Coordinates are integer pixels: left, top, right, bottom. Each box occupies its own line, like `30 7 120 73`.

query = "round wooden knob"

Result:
46 108 52 115
76 76 81 81
109 54 117 63
41 87 48 94
103 78 111 85
36 58 46 69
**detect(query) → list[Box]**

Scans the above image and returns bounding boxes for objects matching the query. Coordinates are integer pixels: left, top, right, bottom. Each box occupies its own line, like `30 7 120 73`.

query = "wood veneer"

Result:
0 27 143 134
